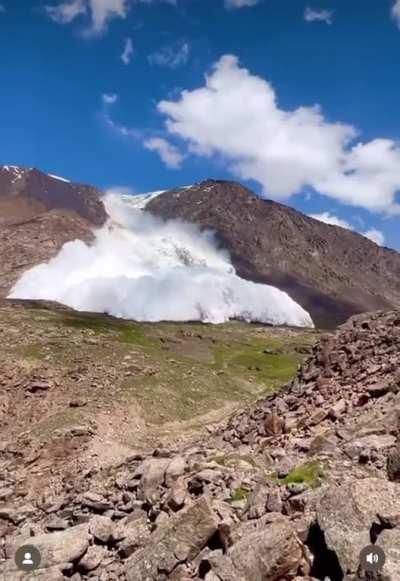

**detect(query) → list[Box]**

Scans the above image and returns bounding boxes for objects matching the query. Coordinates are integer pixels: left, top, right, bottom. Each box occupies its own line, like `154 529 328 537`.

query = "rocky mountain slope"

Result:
0 165 107 296
146 180 400 328
1 302 400 580
0 166 106 226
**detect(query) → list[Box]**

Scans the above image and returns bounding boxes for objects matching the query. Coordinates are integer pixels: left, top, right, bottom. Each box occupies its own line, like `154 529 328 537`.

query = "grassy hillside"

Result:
0 299 318 452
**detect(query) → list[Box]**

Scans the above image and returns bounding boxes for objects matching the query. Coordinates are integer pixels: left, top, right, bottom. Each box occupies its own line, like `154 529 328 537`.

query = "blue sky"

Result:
1 0 400 249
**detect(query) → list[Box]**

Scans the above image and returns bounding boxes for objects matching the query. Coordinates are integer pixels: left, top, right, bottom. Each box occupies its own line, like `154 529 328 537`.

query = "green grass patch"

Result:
230 487 249 502
277 461 323 488
59 313 153 347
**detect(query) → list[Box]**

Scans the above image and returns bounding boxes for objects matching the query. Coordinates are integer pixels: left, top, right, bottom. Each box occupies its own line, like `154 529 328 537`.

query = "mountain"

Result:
145 180 400 327
0 166 106 226
0 165 106 296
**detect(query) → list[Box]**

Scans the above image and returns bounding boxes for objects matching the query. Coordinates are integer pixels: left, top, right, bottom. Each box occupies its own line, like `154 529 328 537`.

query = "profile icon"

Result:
15 544 41 572
22 551 34 565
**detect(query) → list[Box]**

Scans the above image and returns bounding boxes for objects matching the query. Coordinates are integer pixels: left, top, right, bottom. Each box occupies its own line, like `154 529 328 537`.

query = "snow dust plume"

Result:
9 193 313 327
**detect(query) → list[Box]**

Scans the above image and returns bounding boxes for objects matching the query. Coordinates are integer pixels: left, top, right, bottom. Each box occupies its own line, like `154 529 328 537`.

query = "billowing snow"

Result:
48 173 71 183
9 193 313 328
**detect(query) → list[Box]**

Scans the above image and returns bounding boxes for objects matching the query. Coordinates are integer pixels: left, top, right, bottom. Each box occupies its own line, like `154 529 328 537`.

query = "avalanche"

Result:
9 193 314 328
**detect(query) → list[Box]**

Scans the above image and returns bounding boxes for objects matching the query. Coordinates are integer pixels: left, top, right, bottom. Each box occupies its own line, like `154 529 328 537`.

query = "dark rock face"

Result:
147 180 400 327
0 165 107 297
0 166 107 227
0 210 95 297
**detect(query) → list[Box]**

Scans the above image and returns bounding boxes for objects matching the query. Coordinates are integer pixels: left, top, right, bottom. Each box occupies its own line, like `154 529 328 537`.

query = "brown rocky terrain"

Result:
0 165 107 296
0 166 106 227
146 180 400 328
1 301 400 580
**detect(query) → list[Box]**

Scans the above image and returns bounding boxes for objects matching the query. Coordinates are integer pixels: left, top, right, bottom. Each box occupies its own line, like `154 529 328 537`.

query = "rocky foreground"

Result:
1 310 400 580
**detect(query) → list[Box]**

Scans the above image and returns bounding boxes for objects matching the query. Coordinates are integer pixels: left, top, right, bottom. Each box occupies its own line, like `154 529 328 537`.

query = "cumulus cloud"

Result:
121 37 134 64
9 194 313 328
46 0 87 24
148 42 190 69
102 92 118 104
392 0 400 28
156 54 400 215
225 0 260 8
144 137 184 169
304 6 333 24
310 212 385 246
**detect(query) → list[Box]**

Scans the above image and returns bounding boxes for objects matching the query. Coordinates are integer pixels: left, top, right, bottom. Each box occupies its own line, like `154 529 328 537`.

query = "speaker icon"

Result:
359 544 385 572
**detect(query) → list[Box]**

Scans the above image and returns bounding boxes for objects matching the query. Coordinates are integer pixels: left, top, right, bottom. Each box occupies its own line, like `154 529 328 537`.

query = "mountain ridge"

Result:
145 179 400 327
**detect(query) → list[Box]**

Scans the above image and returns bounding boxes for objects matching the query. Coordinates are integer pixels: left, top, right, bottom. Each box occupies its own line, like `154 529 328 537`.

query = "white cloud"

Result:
392 0 400 28
363 228 385 246
102 92 118 104
309 212 352 229
88 0 128 34
225 0 260 8
148 42 190 69
47 0 177 33
310 212 385 246
144 137 184 169
46 0 87 24
157 54 400 215
304 6 333 24
46 0 128 33
121 37 134 65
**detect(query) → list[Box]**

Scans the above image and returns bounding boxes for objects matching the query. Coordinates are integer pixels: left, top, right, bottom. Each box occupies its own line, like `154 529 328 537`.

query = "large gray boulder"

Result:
317 478 400 575
207 515 303 581
125 497 218 580
0 523 91 579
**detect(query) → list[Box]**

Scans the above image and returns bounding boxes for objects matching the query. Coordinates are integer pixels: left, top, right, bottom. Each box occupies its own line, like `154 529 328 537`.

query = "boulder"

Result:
89 515 113 543
376 527 400 579
208 516 303 581
78 545 106 571
138 457 170 503
165 456 186 487
1 523 91 577
317 478 400 574
387 446 400 481
125 497 218 580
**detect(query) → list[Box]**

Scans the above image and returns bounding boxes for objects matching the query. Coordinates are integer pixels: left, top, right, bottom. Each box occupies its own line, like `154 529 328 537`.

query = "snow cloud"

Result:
363 228 385 246
310 212 385 246
121 37 134 65
309 212 352 230
304 6 333 24
157 55 400 215
9 194 313 328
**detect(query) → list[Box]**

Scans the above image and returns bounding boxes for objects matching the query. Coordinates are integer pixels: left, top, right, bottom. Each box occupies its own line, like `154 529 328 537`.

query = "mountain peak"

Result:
145 180 400 328
0 164 106 226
